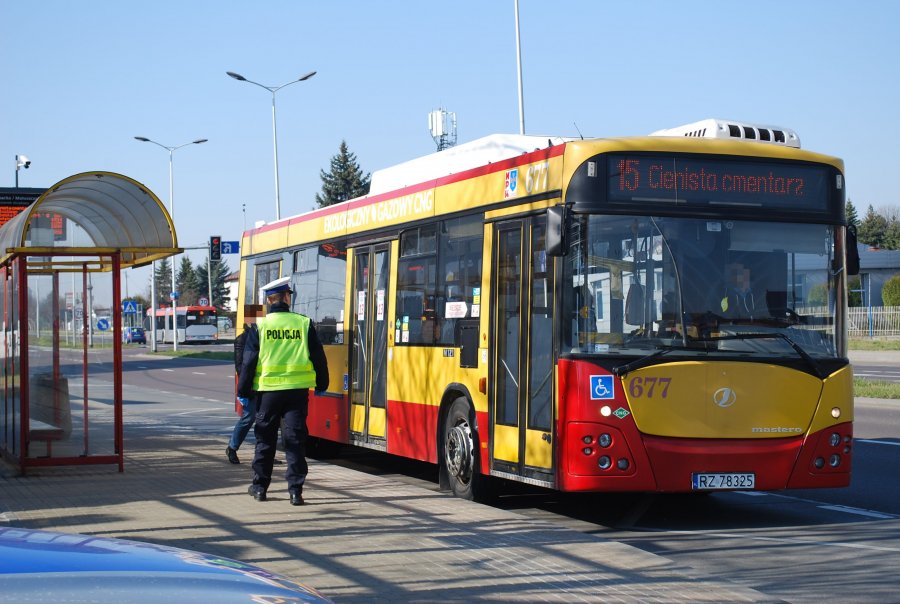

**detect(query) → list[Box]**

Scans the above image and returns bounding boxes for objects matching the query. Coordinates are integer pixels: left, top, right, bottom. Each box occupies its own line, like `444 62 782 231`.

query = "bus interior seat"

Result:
625 283 645 326
766 290 789 317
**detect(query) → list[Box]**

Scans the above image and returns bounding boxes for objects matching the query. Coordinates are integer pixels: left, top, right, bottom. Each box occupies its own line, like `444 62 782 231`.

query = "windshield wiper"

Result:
699 332 825 379
612 341 716 377
611 332 824 379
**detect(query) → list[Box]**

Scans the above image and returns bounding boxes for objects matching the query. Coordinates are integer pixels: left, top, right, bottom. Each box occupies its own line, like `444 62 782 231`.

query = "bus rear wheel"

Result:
443 397 490 501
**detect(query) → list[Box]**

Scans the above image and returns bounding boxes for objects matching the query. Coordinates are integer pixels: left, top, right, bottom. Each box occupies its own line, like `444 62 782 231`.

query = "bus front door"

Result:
349 244 391 448
491 217 554 482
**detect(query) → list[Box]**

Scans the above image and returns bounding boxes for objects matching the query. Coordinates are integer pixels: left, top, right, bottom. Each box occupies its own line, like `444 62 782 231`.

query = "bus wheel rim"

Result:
446 421 473 481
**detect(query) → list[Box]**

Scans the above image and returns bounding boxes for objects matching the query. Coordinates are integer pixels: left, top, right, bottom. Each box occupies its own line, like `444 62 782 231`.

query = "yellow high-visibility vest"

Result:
253 312 316 391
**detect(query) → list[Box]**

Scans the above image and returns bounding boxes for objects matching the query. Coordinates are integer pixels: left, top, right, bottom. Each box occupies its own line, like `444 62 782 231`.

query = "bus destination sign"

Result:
606 154 835 211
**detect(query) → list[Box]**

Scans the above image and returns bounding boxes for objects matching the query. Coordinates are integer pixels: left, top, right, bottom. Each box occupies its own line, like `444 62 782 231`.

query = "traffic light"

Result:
210 236 221 261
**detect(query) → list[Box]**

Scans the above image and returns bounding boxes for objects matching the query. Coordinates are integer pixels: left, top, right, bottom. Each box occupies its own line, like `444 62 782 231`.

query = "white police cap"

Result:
262 276 293 296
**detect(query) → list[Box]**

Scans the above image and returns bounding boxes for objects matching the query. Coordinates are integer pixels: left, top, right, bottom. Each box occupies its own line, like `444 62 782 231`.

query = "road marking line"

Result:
818 505 894 519
856 438 900 447
192 372 206 375
741 491 898 521
173 407 224 416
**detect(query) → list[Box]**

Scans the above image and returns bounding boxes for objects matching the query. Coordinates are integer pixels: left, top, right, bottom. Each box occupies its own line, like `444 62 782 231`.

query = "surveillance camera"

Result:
16 155 30 169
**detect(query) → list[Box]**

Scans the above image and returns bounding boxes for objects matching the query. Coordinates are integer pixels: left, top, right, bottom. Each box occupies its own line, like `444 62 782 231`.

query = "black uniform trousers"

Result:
251 388 309 495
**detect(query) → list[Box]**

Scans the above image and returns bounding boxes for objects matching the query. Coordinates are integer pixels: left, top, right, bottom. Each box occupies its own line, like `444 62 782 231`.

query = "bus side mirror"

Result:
847 225 860 276
546 205 566 257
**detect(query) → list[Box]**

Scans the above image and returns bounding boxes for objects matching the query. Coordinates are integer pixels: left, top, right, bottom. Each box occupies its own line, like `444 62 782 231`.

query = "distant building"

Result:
796 244 900 307
224 271 239 313
852 245 900 306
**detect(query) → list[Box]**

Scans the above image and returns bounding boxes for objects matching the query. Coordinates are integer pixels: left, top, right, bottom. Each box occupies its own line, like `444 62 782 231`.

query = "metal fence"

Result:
849 307 900 338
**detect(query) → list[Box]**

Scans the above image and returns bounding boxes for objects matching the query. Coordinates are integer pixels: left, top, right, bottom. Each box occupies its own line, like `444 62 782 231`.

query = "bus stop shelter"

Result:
0 172 179 474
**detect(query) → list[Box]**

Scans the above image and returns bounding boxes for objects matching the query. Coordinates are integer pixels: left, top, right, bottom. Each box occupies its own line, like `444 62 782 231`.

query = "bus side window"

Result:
401 294 424 343
436 215 484 347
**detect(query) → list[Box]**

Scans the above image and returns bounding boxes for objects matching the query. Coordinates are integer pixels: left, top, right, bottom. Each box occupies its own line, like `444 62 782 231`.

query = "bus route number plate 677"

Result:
692 472 755 490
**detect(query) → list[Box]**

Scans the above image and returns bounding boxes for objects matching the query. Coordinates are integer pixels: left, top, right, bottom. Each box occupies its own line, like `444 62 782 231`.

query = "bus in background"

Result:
145 305 218 344
237 119 857 501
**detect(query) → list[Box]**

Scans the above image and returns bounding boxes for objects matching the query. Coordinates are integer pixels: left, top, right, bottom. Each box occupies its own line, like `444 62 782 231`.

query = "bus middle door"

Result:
349 244 391 448
491 217 555 483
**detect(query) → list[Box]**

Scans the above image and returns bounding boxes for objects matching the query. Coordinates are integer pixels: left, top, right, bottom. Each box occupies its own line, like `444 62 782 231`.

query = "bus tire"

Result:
442 397 491 502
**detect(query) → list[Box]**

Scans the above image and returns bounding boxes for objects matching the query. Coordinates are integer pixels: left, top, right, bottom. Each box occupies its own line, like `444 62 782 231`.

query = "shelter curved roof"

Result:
0 171 180 269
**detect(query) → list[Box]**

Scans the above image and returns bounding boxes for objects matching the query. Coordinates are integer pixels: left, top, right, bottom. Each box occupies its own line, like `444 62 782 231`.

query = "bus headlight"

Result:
582 447 593 456
598 433 612 448
582 435 593 444
598 455 612 470
831 407 841 418
814 457 825 469
829 433 841 447
829 454 841 468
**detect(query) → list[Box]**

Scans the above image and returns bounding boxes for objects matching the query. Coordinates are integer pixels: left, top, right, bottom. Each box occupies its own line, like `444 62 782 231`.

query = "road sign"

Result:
122 300 138 314
170 291 179 300
222 241 240 254
198 297 209 306
96 318 110 332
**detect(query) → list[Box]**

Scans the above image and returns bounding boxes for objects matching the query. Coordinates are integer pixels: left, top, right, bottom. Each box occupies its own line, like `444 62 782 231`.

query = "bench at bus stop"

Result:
26 373 72 456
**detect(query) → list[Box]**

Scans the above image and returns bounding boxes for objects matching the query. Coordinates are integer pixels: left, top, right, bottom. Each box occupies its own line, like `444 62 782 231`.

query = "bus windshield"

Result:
561 214 844 359
185 308 216 327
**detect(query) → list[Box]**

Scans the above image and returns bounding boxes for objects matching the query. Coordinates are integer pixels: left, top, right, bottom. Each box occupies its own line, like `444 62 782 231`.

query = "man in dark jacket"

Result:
226 324 256 464
238 277 328 506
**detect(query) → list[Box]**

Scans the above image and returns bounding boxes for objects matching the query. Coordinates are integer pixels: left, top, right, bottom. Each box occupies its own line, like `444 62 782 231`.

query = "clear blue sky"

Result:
2 1 898 297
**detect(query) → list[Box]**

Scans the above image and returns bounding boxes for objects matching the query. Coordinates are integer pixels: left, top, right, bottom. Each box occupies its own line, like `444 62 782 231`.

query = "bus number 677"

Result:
628 376 672 399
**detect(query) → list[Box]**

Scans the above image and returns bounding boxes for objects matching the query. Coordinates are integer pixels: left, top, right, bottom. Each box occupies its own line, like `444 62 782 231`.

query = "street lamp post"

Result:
226 70 316 221
134 136 207 351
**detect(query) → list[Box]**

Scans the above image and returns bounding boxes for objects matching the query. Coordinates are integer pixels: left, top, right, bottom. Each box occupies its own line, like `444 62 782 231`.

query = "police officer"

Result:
238 276 329 505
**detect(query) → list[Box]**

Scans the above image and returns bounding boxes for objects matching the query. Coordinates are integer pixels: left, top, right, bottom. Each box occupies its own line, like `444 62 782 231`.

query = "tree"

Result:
176 256 200 306
153 259 173 306
807 282 828 307
315 140 371 208
881 275 900 306
857 205 888 248
882 275 900 306
885 219 900 251
195 259 231 309
845 199 859 229
848 276 863 307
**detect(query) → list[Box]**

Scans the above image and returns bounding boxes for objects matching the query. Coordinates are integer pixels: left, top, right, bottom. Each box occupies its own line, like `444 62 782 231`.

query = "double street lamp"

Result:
133 136 207 351
227 70 316 221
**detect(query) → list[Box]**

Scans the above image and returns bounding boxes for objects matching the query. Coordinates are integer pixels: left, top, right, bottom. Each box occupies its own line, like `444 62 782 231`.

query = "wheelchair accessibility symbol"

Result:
589 375 615 400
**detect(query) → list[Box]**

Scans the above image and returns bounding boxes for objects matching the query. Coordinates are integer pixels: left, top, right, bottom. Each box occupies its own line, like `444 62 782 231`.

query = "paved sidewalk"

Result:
849 349 900 365
0 431 773 603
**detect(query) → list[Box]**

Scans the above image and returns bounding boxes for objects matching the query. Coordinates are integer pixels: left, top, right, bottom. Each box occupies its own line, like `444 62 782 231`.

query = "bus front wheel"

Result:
443 397 490 501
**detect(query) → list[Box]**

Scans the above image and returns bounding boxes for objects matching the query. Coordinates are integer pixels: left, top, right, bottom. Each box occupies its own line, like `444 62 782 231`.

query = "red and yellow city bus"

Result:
146 305 218 344
237 120 856 500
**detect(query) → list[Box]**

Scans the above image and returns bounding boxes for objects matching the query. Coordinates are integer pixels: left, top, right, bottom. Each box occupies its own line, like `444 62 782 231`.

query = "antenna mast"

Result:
428 108 458 151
